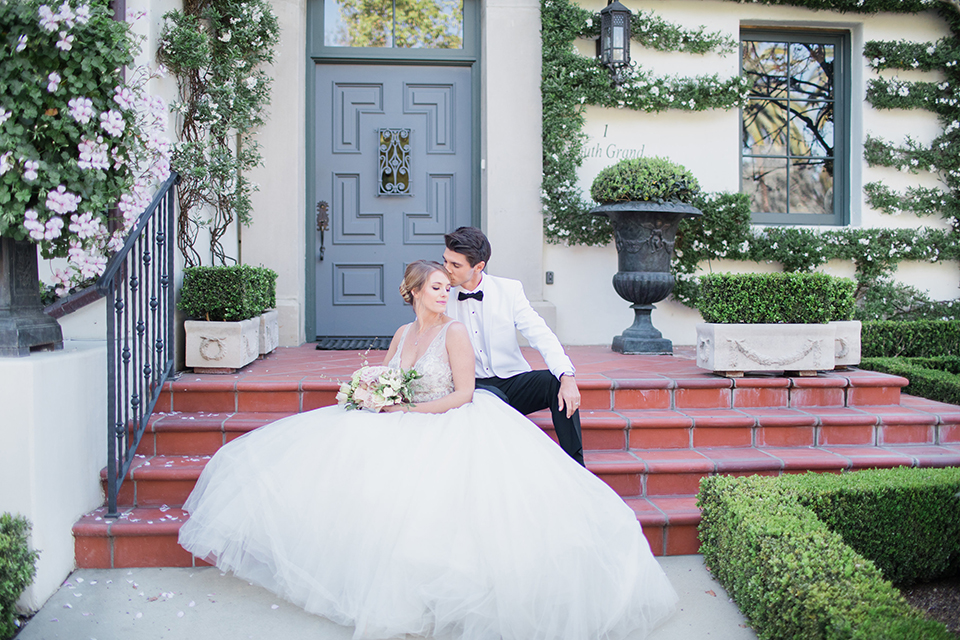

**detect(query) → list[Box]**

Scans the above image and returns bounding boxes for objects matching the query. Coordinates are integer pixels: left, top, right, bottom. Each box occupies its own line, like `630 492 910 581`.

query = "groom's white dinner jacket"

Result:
447 273 575 380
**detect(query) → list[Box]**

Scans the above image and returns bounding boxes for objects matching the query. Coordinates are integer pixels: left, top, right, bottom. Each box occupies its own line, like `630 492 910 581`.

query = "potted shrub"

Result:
179 265 278 372
695 272 859 376
589 156 703 354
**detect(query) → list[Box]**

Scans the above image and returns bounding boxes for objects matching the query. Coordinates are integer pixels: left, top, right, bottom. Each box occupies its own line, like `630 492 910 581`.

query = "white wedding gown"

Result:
179 323 678 640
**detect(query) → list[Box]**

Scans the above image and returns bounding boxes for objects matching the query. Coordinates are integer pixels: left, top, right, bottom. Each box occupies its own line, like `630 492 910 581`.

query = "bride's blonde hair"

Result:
399 260 449 305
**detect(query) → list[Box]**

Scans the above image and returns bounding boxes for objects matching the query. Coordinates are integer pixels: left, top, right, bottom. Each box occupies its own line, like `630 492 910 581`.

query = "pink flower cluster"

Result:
18 2 173 293
67 239 108 279
38 2 90 32
77 137 109 170
68 97 95 124
68 211 106 240
23 210 64 241
100 109 124 136
45 185 81 214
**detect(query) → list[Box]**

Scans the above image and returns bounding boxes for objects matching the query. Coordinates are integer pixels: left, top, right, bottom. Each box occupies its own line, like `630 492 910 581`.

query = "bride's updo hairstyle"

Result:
399 260 448 305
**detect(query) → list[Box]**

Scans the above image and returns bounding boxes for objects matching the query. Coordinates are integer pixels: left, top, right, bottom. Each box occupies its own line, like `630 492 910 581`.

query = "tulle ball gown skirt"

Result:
178 391 678 640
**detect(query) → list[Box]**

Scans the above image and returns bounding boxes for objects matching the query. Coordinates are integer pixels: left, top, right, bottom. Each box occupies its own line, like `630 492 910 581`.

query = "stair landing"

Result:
74 345 960 566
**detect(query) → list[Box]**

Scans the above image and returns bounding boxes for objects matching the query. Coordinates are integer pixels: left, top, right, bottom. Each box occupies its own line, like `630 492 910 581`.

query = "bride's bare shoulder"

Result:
444 320 468 337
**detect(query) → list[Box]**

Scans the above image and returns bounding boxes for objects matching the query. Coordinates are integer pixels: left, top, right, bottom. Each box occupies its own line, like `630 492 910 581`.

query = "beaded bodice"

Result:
388 322 455 403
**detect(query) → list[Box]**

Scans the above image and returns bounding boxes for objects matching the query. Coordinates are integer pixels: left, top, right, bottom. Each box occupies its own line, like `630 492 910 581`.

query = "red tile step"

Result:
78 443 960 566
73 499 698 564
531 401 959 451
75 345 960 567
151 345 916 418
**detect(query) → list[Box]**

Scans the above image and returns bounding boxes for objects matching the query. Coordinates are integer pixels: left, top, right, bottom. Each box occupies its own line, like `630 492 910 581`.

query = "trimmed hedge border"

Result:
178 264 278 322
860 357 960 406
698 273 856 324
861 320 960 358
698 468 960 640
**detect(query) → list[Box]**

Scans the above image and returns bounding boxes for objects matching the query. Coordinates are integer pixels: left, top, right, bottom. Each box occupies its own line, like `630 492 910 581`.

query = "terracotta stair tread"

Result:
72 497 704 563
75 346 960 566
103 444 960 510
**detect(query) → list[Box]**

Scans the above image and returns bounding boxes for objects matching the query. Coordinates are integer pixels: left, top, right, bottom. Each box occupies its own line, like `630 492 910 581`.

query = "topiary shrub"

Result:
178 265 278 322
590 156 701 204
697 272 856 324
0 513 39 640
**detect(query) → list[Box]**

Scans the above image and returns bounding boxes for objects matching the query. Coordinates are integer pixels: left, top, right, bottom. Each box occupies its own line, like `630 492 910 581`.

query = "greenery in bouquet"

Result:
0 0 170 294
337 365 422 412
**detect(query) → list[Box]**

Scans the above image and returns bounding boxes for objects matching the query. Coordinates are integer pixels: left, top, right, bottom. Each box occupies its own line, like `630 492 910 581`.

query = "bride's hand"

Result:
382 404 410 413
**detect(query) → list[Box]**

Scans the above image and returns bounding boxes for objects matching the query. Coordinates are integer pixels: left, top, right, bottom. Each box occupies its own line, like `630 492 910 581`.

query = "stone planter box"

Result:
259 309 279 355
185 317 260 372
696 323 837 377
831 320 862 368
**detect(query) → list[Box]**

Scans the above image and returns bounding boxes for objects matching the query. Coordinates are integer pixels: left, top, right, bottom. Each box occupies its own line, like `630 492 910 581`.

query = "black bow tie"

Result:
458 290 483 302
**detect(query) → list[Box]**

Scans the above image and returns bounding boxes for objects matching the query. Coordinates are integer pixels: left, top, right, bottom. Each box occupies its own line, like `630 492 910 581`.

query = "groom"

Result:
442 227 584 466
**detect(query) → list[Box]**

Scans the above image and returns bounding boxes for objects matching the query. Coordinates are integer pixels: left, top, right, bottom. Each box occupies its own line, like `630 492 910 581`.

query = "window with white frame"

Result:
740 30 849 225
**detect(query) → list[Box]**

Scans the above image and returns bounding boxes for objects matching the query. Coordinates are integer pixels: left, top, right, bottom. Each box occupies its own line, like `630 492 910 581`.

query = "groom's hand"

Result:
558 374 581 418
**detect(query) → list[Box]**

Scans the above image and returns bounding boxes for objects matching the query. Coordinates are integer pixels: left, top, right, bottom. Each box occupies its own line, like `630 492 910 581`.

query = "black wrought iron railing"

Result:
97 172 179 517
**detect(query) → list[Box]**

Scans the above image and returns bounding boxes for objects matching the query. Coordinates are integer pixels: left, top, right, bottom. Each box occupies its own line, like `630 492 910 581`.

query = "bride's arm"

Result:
381 325 407 365
394 322 475 414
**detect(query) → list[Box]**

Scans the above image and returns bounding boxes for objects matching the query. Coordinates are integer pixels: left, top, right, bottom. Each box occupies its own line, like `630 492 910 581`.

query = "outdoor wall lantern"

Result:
597 0 632 85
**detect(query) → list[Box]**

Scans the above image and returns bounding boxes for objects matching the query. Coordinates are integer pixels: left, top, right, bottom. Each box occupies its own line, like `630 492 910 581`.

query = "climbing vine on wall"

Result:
540 0 746 246
541 0 960 319
158 0 279 267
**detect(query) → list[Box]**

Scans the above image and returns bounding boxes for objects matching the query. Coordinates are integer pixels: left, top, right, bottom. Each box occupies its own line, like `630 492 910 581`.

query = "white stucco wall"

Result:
541 0 956 346
0 342 107 612
244 0 308 347
44 0 956 348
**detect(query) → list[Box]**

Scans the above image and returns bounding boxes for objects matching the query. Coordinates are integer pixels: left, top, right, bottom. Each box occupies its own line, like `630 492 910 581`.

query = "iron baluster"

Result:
98 173 179 517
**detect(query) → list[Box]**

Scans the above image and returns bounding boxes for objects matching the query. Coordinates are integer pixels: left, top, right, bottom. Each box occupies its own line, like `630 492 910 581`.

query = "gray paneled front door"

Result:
314 64 472 340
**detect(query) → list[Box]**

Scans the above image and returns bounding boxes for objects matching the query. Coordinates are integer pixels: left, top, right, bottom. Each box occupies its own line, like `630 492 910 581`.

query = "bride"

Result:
178 260 678 640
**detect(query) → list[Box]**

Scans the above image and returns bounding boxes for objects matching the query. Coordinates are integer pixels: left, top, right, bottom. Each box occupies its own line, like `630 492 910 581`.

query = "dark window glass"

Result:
741 31 847 224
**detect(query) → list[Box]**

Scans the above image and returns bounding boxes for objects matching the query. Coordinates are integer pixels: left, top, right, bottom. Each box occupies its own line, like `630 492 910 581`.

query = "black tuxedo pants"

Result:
476 370 585 466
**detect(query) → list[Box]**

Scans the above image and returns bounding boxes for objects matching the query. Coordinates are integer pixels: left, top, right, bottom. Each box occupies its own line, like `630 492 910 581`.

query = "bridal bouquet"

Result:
336 365 422 412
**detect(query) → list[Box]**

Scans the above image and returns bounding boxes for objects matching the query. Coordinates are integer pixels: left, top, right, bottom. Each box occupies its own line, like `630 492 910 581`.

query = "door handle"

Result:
316 201 329 261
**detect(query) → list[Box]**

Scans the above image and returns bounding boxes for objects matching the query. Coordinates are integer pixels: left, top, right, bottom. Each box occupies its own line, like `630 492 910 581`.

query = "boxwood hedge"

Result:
698 468 960 640
178 265 277 322
861 320 960 358
698 273 856 324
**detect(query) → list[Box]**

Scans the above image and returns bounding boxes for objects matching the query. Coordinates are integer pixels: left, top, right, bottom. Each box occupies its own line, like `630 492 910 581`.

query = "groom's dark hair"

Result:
444 227 491 267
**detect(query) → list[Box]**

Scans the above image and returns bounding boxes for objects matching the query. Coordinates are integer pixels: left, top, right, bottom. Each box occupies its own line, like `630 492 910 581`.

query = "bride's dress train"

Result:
179 324 678 640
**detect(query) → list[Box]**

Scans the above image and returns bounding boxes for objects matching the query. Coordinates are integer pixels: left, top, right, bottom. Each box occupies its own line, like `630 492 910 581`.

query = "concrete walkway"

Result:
15 555 756 640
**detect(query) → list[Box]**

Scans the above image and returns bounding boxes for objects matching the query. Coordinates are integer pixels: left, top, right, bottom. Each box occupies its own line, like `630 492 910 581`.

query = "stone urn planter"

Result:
0 237 63 357
592 201 702 354
589 156 703 354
